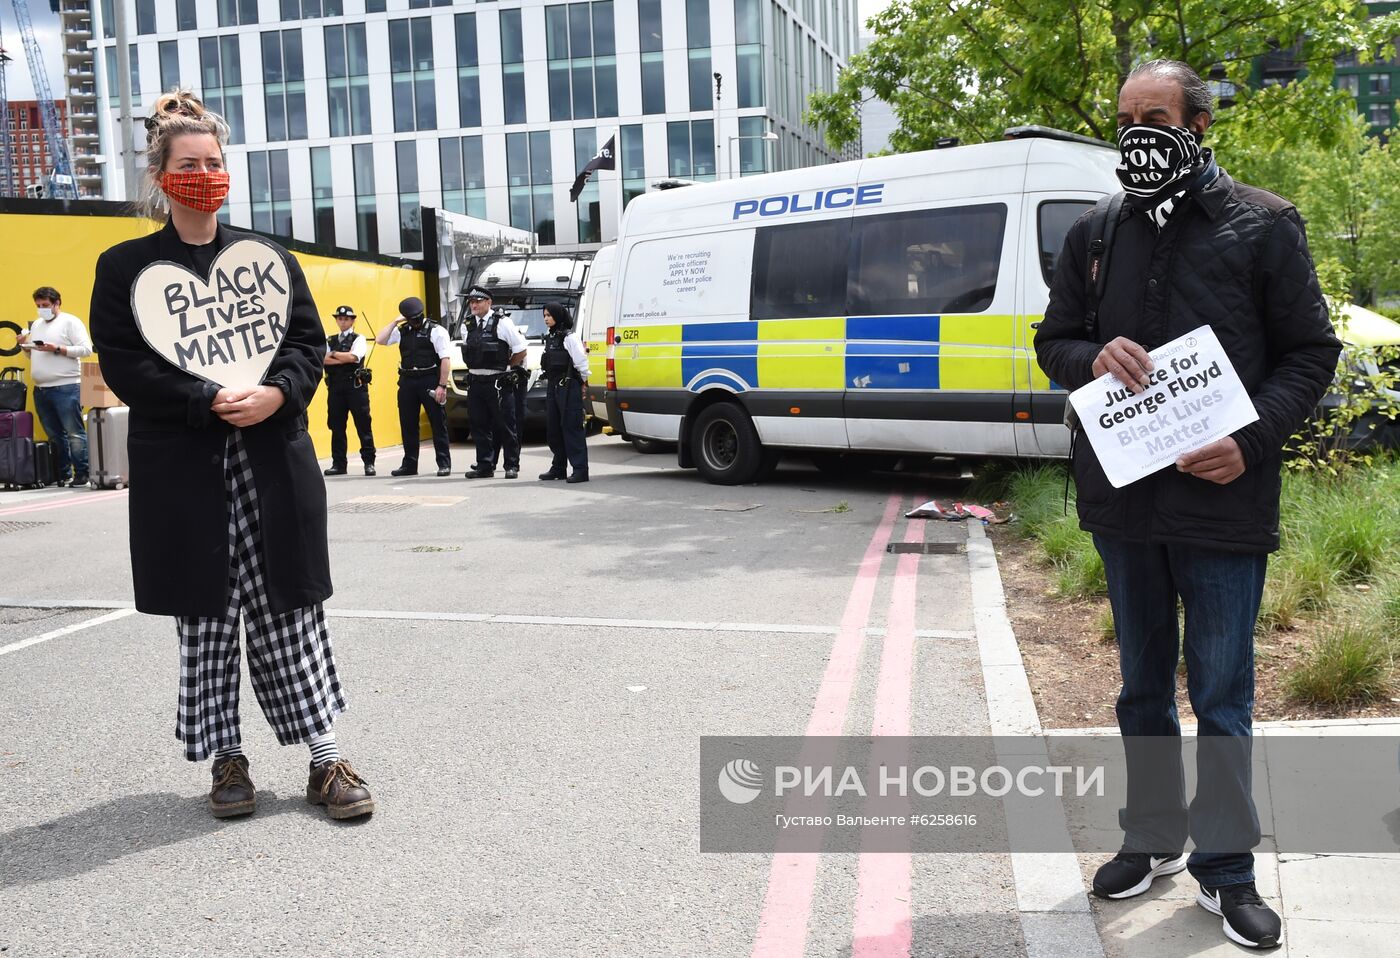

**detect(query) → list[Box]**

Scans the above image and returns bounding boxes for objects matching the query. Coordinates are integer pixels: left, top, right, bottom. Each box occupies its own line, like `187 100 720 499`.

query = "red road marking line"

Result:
0 490 128 517
749 492 903 958
851 516 925 958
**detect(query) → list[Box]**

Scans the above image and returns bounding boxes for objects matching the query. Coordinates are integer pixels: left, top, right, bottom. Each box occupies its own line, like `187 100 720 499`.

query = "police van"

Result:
598 127 1119 483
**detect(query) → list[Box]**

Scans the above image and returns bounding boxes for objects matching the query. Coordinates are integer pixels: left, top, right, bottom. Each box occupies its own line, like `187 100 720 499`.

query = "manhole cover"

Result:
328 501 415 514
0 520 50 535
887 542 964 555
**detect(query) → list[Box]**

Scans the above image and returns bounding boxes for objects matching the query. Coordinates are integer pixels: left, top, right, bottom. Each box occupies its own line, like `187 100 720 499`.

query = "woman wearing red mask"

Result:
90 90 374 821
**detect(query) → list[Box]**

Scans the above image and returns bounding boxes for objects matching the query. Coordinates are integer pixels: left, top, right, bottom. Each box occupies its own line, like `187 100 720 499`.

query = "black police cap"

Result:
465 285 493 301
333 304 356 318
398 296 425 320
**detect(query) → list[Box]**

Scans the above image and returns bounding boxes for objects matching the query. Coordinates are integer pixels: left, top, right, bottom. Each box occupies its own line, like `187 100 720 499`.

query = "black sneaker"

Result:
323 466 347 476
1092 849 1188 899
1197 881 1281 949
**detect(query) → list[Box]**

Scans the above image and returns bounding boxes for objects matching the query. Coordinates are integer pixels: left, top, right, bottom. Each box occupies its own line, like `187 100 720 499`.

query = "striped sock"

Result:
308 730 339 767
214 743 243 760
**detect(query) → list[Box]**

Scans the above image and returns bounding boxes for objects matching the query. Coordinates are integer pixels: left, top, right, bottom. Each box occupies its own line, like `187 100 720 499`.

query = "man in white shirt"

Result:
460 285 528 479
322 305 376 477
18 286 92 486
376 296 453 477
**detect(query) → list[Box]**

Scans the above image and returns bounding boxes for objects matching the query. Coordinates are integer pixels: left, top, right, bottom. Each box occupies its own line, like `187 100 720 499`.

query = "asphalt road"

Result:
0 436 1023 958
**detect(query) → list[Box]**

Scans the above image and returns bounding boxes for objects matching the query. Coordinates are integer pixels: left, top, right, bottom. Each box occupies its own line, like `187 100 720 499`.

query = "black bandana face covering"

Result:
1116 124 1206 229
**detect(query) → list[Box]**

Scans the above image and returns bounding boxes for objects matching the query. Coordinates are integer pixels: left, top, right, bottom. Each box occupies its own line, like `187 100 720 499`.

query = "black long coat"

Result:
1035 172 1342 554
90 220 332 616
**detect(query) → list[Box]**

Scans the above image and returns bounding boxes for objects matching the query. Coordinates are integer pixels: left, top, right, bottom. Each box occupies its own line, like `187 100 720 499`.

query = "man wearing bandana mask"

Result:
1035 60 1342 950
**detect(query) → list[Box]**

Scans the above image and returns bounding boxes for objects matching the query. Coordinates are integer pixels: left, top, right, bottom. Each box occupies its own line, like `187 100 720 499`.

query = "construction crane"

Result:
0 20 15 198
9 0 77 198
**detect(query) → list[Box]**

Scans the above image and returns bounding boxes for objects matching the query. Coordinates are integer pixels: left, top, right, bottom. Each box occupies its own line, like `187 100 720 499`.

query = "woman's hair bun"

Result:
145 90 209 131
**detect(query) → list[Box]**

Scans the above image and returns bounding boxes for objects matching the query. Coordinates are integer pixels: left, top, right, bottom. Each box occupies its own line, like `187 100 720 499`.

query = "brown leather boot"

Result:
306 759 375 820
209 755 256 818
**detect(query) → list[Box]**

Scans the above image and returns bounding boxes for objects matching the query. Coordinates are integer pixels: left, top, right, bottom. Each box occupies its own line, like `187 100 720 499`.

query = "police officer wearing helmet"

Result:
376 296 452 477
538 302 590 483
461 285 527 479
323 305 376 477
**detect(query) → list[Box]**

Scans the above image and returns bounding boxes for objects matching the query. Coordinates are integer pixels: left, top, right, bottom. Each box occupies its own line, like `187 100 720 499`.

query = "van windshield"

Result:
507 307 549 340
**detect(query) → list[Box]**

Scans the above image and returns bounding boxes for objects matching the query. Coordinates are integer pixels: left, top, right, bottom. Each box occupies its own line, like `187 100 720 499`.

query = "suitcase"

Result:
0 367 26 412
0 436 37 488
34 440 55 486
87 406 130 489
0 409 34 440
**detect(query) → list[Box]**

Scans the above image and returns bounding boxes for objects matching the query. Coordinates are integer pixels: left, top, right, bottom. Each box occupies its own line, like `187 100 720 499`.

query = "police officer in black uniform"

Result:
376 296 452 477
460 285 527 479
323 305 376 476
538 302 590 482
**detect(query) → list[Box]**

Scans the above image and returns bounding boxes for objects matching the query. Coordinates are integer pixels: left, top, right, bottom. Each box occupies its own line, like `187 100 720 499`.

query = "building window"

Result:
366 0 385 12
667 119 715 180
500 9 527 124
200 35 245 143
262 31 307 142
506 130 556 244
545 2 617 122
311 146 335 247
686 0 712 112
1338 74 1359 96
734 0 762 108
248 150 292 237
102 0 114 39
217 0 258 28
409 0 453 6
621 123 644 208
1369 73 1393 96
105 43 139 108
396 140 421 253
159 41 181 93
390 18 436 132
455 14 481 128
282 0 343 17
638 0 664 114
439 135 487 219
136 0 156 35
573 128 602 243
1369 102 1392 128
737 115 767 175
353 142 377 252
325 24 371 137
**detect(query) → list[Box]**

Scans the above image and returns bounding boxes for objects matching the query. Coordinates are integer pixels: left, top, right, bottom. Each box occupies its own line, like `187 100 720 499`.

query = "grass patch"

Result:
993 463 1106 599
1286 621 1394 707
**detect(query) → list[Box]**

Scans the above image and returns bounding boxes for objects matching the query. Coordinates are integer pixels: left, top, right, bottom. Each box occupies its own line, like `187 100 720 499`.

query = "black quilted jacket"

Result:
1035 171 1342 553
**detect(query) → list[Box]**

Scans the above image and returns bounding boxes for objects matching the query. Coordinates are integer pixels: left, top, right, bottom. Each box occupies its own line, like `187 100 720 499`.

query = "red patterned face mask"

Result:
160 170 230 213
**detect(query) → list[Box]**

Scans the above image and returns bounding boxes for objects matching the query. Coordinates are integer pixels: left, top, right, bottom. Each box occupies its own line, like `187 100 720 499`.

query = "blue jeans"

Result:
1094 534 1266 887
32 384 88 481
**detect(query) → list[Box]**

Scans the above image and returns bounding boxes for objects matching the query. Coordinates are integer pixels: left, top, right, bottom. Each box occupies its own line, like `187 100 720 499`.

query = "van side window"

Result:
751 219 851 320
1038 200 1094 286
847 204 1007 316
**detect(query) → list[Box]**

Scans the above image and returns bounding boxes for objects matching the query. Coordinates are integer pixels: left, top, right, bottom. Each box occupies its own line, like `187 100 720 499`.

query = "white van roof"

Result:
619 134 1119 239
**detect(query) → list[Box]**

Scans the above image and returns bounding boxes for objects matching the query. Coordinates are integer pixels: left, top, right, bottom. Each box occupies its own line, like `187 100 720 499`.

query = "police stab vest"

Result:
398 323 439 371
541 331 573 378
464 311 511 370
325 332 359 387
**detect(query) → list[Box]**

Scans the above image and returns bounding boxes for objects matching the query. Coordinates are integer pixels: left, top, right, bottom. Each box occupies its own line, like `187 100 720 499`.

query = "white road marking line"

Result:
0 598 978 640
0 608 137 658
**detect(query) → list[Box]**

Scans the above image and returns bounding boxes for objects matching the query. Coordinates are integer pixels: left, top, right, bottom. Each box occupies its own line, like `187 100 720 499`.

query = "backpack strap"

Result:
1083 191 1125 339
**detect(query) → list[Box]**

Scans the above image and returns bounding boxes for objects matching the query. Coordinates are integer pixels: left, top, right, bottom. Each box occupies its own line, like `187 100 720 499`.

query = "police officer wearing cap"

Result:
376 296 452 477
323 305 376 477
460 285 528 479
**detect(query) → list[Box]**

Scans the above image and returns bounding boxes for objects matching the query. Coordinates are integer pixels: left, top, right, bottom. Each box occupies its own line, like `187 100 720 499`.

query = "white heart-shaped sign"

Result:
130 237 292 390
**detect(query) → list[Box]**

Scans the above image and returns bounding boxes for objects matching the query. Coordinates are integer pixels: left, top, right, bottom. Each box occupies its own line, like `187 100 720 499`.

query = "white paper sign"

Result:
130 237 291 390
1068 325 1259 488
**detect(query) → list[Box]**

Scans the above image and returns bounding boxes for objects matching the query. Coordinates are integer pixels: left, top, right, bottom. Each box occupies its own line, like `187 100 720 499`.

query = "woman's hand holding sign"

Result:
1093 337 1155 394
212 385 285 428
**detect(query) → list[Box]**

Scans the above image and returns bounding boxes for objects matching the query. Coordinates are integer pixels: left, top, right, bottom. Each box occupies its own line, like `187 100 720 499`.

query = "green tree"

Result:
810 0 1399 152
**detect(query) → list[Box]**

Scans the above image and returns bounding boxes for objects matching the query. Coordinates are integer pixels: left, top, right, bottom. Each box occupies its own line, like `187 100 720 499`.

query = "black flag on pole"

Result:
570 133 616 203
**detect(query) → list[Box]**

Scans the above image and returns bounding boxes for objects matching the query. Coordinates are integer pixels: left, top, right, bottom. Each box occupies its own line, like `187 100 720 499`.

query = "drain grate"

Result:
0 520 50 535
887 542 964 555
328 501 415 514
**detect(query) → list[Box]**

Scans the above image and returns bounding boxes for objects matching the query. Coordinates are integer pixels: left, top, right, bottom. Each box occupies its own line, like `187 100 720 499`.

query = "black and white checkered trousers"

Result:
174 430 345 762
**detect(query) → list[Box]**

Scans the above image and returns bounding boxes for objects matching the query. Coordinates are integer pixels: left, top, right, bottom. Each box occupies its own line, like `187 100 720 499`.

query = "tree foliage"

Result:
810 0 1399 151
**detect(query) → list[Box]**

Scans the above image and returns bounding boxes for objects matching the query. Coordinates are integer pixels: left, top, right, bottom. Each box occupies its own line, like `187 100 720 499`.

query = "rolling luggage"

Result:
34 440 55 487
0 409 34 440
0 367 26 412
0 436 37 488
87 406 130 489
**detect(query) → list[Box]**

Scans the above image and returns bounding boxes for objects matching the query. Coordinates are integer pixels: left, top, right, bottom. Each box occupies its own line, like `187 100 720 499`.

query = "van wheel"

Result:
692 403 768 485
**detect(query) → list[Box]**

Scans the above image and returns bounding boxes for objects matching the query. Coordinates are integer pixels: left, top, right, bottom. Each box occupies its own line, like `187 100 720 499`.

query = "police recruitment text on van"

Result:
732 184 885 220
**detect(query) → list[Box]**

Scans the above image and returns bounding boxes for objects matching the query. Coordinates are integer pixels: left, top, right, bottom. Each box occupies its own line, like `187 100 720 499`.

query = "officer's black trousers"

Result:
468 374 518 473
397 372 450 471
326 383 375 468
545 377 588 477
492 375 527 468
